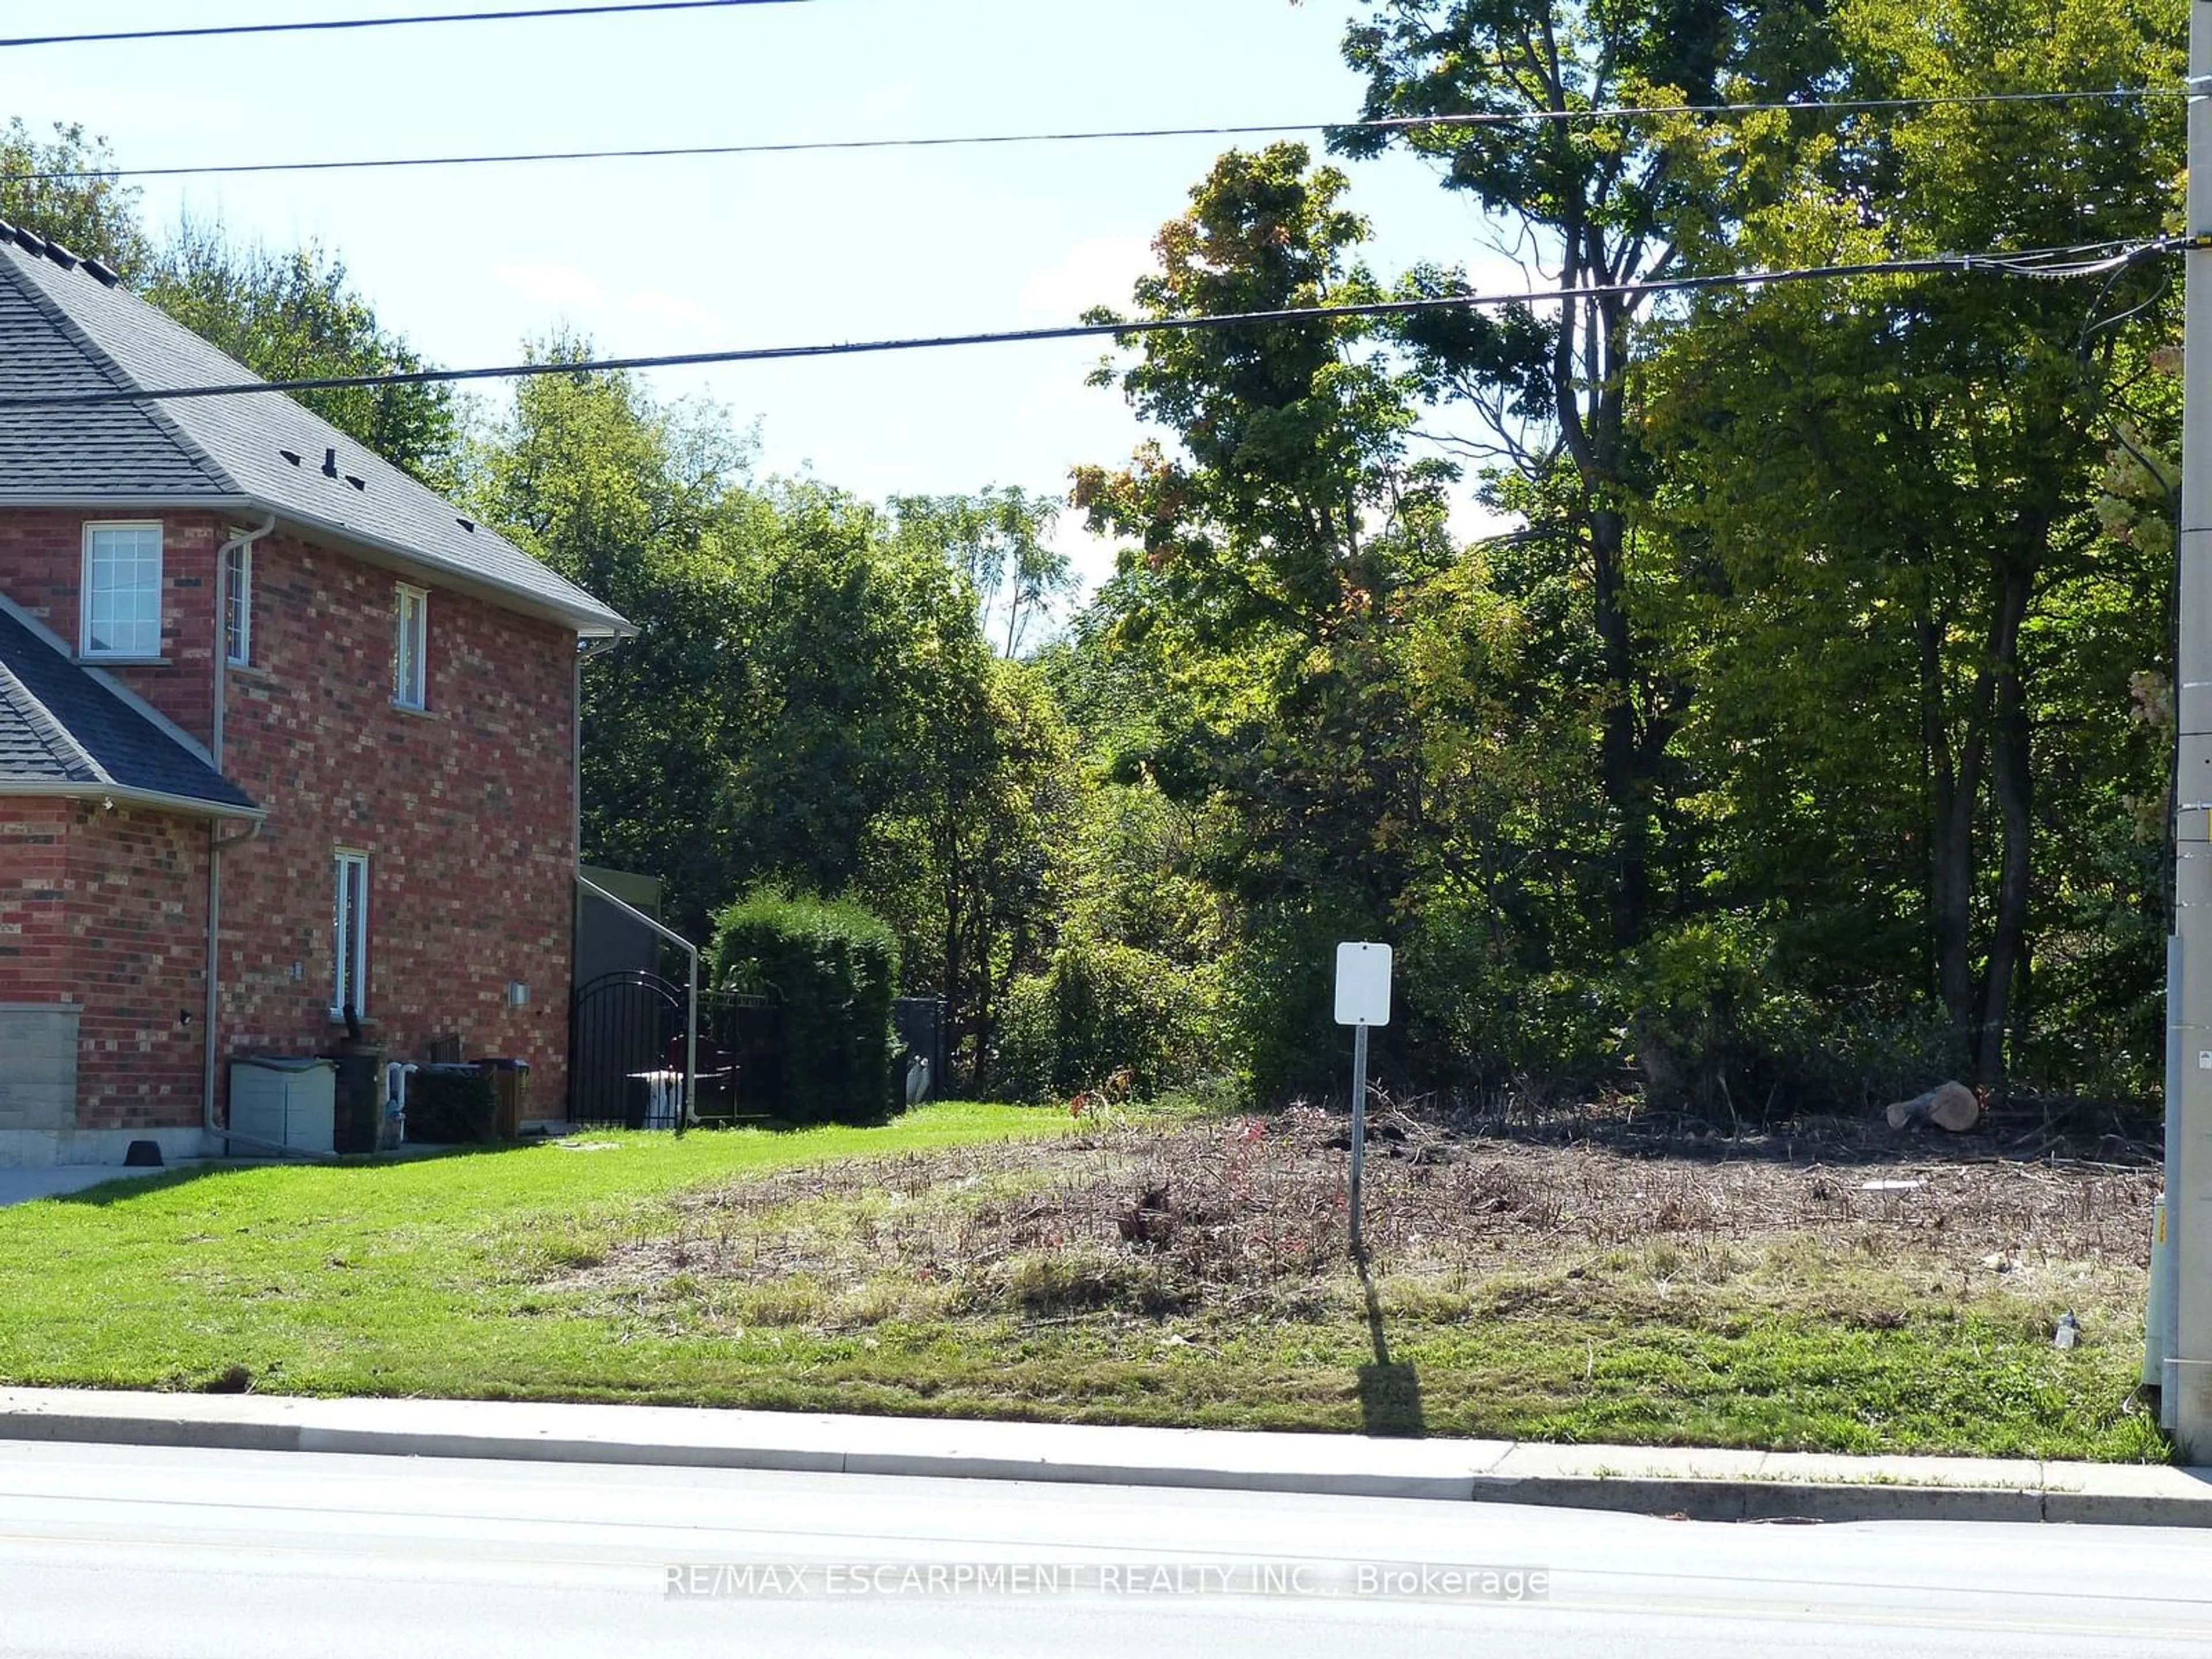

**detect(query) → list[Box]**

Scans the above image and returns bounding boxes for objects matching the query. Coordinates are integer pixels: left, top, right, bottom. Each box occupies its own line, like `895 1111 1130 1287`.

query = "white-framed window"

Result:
81 522 164 659
332 850 369 1018
224 540 253 666
393 583 427 710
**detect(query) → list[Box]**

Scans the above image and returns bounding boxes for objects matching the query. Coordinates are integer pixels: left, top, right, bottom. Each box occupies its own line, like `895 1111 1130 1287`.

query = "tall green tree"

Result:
1639 0 2184 1086
719 484 981 896
467 349 754 937
892 487 1074 657
858 650 1077 1088
1075 143 1464 1092
1339 0 1836 944
697 490 1077 1075
474 354 1073 1065
1074 145 1456 908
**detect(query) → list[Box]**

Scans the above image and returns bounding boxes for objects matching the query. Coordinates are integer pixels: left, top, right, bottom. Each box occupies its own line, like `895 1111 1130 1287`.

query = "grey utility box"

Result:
229 1058 338 1153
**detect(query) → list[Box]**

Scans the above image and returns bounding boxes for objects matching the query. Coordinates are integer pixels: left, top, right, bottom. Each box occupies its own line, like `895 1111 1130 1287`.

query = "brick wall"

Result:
0 804 70 1001
0 509 225 746
0 804 211 1132
215 529 575 1109
1 511 581 1130
1 521 224 1135
65 806 210 1129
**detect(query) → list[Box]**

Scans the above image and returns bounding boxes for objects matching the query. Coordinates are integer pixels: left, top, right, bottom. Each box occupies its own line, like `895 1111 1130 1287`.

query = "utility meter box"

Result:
229 1057 338 1153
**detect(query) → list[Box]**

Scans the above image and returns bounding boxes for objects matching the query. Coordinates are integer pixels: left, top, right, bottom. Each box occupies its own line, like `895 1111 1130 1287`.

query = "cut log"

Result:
1885 1081 1981 1134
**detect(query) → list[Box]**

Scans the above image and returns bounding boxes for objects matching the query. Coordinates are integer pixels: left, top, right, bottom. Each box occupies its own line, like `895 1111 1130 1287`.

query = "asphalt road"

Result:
1 1440 2209 1657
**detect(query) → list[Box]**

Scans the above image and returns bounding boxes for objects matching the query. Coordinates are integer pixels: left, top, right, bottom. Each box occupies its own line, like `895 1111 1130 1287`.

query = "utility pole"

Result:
2169 0 2212 1460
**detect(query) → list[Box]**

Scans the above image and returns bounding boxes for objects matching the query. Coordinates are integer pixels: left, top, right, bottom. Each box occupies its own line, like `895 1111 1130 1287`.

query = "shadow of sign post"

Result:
1356 1255 1425 1438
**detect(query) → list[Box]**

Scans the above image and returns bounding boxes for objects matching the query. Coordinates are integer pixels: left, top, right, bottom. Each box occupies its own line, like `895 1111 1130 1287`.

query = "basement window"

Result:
81 522 163 659
393 582 427 710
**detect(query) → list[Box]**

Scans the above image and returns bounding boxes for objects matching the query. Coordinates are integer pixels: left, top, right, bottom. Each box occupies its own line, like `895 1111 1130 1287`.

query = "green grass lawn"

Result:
0 1100 2169 1463
0 1103 1070 1401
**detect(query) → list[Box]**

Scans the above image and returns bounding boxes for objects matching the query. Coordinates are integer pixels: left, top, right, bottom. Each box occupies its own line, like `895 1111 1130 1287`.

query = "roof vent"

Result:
344 475 366 492
12 226 44 255
279 449 302 467
82 257 120 288
0 218 16 241
455 516 476 534
43 240 79 272
321 448 339 479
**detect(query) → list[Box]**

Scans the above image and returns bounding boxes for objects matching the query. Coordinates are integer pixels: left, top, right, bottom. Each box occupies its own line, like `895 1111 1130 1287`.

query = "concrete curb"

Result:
1 1388 2206 1527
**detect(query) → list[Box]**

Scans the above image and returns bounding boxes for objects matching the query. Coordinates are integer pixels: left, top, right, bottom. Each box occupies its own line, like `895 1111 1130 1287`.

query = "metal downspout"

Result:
203 517 297 1159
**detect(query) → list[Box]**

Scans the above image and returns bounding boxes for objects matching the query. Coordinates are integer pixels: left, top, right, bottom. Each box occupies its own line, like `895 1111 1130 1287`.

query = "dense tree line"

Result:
1067 0 2185 1112
5 0 2188 1113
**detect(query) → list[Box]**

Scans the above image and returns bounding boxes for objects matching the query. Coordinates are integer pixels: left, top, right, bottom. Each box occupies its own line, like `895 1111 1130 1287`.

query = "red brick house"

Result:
0 224 631 1166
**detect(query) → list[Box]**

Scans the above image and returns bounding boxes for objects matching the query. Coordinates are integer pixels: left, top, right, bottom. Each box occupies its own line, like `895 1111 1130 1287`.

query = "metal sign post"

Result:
1334 942 1393 1257
1349 1019 1370 1252
2171 6 2212 1457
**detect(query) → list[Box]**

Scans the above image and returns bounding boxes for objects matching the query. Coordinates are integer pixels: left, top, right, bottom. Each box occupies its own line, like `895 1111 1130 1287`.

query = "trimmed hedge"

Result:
710 889 900 1124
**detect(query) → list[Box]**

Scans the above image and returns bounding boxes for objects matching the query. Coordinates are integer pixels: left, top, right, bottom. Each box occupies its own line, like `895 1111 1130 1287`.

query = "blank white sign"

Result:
1334 941 1393 1027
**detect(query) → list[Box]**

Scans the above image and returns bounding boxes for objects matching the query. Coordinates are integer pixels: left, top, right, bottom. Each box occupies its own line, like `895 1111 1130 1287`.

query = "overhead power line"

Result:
0 238 2178 413
20 86 2183 185
0 0 802 51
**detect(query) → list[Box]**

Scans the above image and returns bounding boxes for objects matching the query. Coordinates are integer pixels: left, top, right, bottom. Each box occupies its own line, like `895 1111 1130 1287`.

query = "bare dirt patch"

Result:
556 1107 2157 1322
513 1107 2166 1456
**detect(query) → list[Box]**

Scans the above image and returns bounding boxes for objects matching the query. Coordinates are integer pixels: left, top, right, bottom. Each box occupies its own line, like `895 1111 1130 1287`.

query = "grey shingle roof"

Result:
0 228 629 638
0 250 233 500
0 650 99 786
0 602 259 814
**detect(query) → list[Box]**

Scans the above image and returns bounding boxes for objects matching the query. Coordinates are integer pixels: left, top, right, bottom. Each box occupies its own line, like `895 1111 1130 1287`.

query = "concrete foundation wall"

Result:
0 1004 190 1165
0 1003 78 1134
0 1124 210 1170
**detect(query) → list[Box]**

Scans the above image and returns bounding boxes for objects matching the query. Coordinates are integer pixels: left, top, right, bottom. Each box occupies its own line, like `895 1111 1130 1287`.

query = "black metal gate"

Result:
569 972 783 1130
569 971 685 1128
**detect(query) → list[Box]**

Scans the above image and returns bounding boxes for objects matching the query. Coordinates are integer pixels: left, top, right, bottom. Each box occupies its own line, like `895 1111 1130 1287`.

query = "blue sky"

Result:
10 0 1509 600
